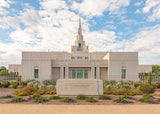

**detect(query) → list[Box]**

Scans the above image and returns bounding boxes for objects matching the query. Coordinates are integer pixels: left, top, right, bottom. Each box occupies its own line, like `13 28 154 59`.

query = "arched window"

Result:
79 43 81 51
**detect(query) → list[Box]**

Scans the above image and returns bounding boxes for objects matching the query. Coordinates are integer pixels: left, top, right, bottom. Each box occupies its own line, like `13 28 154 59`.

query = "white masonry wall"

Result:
21 52 52 82
108 52 139 81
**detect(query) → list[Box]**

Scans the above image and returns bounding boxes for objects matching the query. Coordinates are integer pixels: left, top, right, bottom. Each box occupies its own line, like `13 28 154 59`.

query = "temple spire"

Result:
78 15 82 35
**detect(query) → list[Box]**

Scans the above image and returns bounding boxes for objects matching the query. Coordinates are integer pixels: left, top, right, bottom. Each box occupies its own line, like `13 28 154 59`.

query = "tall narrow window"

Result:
77 70 83 79
79 43 81 51
72 70 76 79
34 69 39 78
121 69 126 79
84 70 88 79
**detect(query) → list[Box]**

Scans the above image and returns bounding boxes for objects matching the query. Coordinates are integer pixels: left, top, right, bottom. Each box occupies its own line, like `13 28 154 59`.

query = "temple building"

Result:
9 17 145 83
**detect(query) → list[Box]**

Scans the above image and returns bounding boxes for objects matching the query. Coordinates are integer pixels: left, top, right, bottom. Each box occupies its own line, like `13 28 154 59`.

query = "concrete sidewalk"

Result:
0 104 159 114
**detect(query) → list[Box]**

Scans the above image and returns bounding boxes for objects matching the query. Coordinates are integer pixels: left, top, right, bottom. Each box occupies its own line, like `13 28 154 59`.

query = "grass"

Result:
99 95 111 100
49 96 61 100
114 97 129 103
123 95 133 99
85 97 97 103
61 97 74 103
76 95 87 100
1 95 13 99
9 97 26 103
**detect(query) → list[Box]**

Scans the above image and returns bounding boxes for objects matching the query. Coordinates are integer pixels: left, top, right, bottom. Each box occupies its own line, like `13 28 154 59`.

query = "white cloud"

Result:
143 0 160 21
71 0 130 18
135 9 141 14
124 24 160 61
134 0 143 7
0 16 19 29
0 0 14 15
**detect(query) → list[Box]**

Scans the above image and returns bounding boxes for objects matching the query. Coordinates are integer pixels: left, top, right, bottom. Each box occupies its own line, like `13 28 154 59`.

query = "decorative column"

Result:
91 66 95 79
60 66 64 79
96 67 100 79
65 66 69 79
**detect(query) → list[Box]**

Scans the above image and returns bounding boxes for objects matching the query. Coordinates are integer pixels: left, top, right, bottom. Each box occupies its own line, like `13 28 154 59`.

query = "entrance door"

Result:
77 70 83 79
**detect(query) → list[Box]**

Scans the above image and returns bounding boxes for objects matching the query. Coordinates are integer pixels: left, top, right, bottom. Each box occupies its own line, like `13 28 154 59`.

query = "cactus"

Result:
148 72 152 85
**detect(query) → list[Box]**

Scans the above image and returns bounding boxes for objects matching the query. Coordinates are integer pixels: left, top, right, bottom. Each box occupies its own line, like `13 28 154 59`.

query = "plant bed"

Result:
1 95 13 99
29 94 48 103
99 95 111 100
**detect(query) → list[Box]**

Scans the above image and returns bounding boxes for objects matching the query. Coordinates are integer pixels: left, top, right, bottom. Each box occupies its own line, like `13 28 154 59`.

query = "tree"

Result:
147 72 152 85
0 66 9 76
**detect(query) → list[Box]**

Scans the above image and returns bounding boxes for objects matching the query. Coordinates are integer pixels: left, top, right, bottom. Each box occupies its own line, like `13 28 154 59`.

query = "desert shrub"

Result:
85 97 97 103
34 91 44 95
99 95 111 100
0 82 2 88
103 89 114 94
11 82 19 89
123 95 133 99
2 81 10 88
16 92 29 96
1 95 13 99
9 97 26 103
49 96 61 100
156 82 160 88
22 86 37 95
27 82 34 87
114 97 128 103
43 80 56 85
139 94 154 103
140 83 155 94
29 94 40 100
133 83 140 88
46 85 55 90
33 83 39 89
130 87 143 95
113 88 135 96
19 81 27 87
61 97 74 103
76 95 87 100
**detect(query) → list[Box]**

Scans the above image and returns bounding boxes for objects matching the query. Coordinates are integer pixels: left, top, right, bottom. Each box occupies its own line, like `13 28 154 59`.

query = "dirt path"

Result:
0 104 159 114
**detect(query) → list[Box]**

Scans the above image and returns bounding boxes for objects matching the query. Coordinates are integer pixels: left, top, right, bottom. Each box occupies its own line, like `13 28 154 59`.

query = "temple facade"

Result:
9 17 141 82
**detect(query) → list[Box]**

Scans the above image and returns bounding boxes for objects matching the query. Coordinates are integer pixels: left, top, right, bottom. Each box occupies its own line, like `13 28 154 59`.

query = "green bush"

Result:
49 96 61 100
85 97 97 103
114 97 128 103
2 81 10 88
1 95 13 99
11 82 19 89
42 80 56 85
19 81 27 87
61 97 74 103
139 94 154 103
140 83 155 94
156 99 160 102
156 82 160 88
9 97 26 103
16 92 29 96
76 95 87 100
99 95 111 100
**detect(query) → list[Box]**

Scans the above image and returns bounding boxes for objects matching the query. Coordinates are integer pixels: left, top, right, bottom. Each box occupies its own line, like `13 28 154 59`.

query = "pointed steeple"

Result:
78 15 82 36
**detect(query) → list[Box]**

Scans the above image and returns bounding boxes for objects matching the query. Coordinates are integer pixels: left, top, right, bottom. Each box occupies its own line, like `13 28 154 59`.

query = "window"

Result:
84 70 88 79
121 69 126 79
79 43 81 51
77 70 83 79
71 57 75 59
85 57 88 59
77 57 82 59
72 70 76 79
34 69 39 78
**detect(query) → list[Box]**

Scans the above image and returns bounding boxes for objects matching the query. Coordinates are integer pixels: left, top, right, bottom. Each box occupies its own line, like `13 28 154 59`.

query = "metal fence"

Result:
139 75 160 83
0 75 18 81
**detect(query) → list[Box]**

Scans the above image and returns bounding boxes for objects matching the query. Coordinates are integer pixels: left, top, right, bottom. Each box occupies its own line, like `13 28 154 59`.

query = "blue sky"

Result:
0 0 160 67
